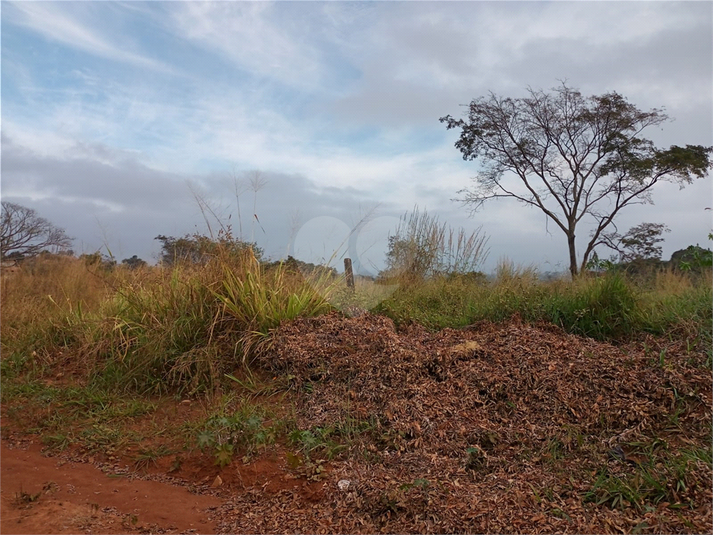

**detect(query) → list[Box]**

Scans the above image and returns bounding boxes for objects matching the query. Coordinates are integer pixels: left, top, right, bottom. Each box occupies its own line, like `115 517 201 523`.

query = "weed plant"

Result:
196 398 282 466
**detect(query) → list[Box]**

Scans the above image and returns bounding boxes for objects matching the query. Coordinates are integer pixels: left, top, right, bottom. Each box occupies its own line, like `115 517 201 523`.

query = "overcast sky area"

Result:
2 1 711 275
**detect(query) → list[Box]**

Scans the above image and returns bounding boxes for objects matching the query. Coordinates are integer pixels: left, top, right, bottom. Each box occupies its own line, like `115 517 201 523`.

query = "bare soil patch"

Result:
1 440 220 534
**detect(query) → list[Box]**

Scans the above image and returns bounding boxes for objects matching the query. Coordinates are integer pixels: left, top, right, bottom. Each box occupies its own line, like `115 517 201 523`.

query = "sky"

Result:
2 1 711 276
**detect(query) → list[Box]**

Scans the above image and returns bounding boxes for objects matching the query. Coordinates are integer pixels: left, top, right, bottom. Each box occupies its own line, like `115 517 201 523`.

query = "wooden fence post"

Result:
344 258 355 290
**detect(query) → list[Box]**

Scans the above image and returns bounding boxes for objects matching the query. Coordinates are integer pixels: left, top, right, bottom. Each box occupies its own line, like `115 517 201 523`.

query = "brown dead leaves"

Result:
218 312 712 533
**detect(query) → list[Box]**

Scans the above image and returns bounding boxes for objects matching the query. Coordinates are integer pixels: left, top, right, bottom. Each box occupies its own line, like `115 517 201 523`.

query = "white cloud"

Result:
168 2 327 91
1 121 77 160
2 1 711 271
4 1 176 74
329 2 711 129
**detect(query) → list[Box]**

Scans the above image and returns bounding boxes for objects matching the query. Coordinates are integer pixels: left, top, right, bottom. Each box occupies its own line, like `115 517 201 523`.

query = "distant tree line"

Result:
588 221 711 275
2 201 709 277
155 232 262 266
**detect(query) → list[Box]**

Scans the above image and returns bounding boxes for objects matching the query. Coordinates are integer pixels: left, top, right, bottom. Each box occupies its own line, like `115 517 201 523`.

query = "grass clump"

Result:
94 254 335 393
382 206 489 282
542 272 637 339
95 264 225 394
584 446 712 512
215 256 334 364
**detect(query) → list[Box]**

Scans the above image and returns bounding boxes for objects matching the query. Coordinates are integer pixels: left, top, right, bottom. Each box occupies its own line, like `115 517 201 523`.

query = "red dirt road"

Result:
1 440 221 534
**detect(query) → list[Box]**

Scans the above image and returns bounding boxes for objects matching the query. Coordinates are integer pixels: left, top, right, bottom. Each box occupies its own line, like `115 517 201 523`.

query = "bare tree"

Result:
0 202 72 260
441 83 712 276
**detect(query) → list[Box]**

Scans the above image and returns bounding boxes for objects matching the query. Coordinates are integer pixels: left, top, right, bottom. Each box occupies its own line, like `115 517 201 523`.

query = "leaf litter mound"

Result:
219 312 711 534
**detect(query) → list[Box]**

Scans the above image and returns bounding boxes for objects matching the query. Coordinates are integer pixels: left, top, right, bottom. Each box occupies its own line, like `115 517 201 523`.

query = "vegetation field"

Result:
1 252 711 534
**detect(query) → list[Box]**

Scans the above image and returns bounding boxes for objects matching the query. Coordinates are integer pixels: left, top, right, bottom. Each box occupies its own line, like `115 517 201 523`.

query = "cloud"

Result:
329 1 711 135
1 135 195 216
2 1 710 273
1 133 395 265
167 2 331 92
4 2 176 74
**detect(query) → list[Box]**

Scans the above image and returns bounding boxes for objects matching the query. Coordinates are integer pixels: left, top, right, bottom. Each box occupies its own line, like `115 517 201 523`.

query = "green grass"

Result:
288 417 374 461
133 444 173 471
583 460 699 511
375 267 712 345
0 375 158 452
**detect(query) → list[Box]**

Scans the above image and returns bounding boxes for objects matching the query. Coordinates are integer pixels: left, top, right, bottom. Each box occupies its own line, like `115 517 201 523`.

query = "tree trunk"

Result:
567 231 578 278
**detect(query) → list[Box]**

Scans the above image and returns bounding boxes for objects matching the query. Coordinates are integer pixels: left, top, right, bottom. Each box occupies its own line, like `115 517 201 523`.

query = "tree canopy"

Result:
0 202 72 260
599 222 670 263
121 255 148 270
441 83 712 276
155 232 262 266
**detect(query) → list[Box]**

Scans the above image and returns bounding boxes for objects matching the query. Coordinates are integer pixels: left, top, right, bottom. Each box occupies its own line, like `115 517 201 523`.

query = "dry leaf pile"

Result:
218 312 711 533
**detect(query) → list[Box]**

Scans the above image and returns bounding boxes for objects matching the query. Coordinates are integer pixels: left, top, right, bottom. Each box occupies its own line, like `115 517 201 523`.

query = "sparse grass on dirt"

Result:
1 252 711 533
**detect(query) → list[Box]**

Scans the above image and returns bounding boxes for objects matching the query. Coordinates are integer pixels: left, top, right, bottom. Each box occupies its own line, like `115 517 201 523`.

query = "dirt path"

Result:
1 440 221 535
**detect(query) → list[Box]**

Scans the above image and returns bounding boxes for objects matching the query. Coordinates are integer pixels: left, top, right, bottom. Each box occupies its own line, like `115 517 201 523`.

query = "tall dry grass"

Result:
2 248 339 394
383 207 489 282
1 256 117 363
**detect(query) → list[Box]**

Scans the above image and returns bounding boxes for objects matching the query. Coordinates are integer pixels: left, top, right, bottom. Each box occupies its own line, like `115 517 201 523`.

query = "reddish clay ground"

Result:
1 435 331 535
1 440 221 534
